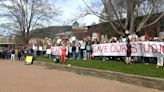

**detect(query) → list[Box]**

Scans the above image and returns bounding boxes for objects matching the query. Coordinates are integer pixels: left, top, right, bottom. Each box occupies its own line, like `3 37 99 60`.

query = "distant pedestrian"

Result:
11 48 15 61
18 49 21 61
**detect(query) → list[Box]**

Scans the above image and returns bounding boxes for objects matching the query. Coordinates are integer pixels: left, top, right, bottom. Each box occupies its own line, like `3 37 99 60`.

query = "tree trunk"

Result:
127 1 135 34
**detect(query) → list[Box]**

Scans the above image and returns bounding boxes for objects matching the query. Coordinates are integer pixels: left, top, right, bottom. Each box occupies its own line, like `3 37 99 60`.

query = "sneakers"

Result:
145 63 149 65
83 58 87 60
156 66 159 68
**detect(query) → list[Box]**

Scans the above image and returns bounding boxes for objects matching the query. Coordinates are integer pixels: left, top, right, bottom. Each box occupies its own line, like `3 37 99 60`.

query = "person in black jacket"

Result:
72 41 76 60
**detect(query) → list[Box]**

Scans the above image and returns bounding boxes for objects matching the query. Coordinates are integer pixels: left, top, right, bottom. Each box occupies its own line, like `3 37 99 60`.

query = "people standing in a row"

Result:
0 47 35 62
67 40 93 60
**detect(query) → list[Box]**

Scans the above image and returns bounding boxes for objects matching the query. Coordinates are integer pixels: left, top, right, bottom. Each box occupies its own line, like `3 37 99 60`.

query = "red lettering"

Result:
104 45 108 52
92 46 97 53
160 45 164 54
151 44 158 53
121 44 126 52
116 44 121 52
131 43 137 53
97 46 103 52
110 45 116 52
143 44 150 53
139 43 143 52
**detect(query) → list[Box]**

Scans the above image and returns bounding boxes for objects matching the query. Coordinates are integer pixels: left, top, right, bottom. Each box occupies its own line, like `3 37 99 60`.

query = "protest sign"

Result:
92 42 164 57
51 46 61 55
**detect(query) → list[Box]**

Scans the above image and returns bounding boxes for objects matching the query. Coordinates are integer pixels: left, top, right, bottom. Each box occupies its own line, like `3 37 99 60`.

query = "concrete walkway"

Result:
0 60 163 92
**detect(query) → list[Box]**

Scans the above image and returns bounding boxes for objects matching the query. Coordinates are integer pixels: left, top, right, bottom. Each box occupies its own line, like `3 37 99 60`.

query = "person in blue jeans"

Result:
86 41 92 60
81 40 87 60
76 42 81 60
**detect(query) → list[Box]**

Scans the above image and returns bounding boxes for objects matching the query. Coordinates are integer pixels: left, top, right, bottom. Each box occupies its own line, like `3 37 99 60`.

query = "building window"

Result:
2 38 5 43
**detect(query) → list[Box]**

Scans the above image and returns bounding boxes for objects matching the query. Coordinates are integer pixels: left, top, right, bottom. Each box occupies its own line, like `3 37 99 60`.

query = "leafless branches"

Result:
81 0 164 36
0 0 60 45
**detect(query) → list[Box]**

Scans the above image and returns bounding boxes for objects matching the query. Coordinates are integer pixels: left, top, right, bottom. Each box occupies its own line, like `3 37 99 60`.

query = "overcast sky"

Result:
0 0 101 35
54 0 100 26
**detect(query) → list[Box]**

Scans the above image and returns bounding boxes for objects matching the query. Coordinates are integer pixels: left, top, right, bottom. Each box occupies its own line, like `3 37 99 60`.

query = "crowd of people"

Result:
50 40 94 64
0 33 163 68
46 33 164 68
0 47 35 62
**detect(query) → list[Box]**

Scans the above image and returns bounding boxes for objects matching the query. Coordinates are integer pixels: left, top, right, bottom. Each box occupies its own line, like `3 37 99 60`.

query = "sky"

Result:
54 0 100 26
0 0 102 36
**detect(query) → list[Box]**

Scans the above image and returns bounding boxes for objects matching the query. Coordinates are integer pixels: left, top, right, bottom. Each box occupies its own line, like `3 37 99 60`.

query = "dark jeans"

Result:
144 57 149 63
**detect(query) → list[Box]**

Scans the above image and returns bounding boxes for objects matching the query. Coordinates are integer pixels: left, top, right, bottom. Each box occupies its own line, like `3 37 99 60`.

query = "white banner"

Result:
51 42 164 57
92 42 164 57
51 46 61 55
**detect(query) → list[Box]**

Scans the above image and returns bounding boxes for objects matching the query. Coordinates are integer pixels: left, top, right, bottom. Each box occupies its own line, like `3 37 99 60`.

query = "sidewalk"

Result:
1 60 162 92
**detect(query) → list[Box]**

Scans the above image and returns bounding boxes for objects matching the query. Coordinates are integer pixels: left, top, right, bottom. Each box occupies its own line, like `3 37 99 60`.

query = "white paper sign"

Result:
46 49 51 54
51 46 61 55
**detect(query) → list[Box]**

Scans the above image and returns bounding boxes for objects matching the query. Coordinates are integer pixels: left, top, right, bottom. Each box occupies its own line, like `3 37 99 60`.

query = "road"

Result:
0 60 163 92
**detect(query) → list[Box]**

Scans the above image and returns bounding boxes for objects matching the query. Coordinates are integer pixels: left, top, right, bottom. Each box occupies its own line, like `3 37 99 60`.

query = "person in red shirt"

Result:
61 43 67 64
126 38 132 64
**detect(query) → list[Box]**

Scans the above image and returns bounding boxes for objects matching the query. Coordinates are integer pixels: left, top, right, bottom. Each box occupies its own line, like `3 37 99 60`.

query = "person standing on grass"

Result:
68 43 72 59
156 37 164 68
86 41 92 60
81 40 87 60
61 43 67 64
72 41 76 60
126 38 132 64
76 42 81 60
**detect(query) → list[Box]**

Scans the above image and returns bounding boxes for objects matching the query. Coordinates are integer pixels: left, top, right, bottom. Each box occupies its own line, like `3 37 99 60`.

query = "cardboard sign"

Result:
25 56 33 63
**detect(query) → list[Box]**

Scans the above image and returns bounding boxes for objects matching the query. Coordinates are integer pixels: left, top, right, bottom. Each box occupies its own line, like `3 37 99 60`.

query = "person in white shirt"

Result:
39 45 43 55
11 48 15 61
68 44 72 59
76 42 81 60
81 40 86 60
32 44 38 57
156 37 164 68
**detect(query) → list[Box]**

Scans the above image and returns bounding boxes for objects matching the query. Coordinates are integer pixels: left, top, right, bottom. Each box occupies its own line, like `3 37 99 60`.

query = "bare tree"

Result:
82 0 164 36
0 0 60 45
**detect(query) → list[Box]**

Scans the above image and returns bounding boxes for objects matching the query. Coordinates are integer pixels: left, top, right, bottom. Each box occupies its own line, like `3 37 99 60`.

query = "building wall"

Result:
0 36 15 45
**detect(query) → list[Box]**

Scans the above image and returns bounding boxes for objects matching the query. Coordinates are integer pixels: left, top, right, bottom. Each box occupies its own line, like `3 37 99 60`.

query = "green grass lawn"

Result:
36 56 164 78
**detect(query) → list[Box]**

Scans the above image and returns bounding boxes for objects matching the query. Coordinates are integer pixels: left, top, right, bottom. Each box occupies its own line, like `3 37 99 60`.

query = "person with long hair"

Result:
86 41 92 60
126 38 132 64
61 43 67 64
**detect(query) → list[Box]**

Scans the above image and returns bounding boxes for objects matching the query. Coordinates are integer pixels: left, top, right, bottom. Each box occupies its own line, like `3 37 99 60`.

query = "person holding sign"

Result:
61 43 67 64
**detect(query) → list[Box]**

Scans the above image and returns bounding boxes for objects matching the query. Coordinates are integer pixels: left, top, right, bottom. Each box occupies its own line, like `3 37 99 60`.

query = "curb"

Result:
34 61 164 90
